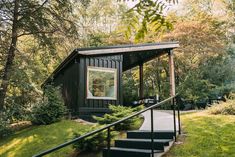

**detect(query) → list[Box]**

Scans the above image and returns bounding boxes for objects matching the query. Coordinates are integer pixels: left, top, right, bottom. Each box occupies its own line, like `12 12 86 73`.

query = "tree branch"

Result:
17 29 57 38
18 0 49 22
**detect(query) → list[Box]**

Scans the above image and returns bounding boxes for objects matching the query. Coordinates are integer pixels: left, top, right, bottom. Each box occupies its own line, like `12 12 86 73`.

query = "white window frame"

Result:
86 66 117 100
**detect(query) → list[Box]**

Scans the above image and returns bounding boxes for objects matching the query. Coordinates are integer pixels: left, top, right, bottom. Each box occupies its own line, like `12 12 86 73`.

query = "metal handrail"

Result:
33 94 179 157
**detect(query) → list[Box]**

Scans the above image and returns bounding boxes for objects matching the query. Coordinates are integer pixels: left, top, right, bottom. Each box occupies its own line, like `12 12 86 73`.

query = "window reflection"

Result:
87 67 117 99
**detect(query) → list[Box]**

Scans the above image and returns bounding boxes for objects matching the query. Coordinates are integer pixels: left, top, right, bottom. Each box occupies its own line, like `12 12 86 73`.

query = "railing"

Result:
33 94 181 157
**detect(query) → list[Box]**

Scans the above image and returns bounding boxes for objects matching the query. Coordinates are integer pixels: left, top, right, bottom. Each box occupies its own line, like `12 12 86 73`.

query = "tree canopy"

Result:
0 0 235 120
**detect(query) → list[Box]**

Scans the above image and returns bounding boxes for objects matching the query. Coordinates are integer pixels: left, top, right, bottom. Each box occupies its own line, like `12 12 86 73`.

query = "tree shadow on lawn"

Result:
0 120 90 157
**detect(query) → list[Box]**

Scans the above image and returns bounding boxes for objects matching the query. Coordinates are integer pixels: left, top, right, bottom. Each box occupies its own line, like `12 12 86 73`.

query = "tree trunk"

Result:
0 0 19 110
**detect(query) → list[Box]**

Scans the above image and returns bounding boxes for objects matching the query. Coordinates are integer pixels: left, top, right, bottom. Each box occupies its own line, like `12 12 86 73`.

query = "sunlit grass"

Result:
0 120 90 157
165 112 235 157
207 100 235 115
0 116 144 157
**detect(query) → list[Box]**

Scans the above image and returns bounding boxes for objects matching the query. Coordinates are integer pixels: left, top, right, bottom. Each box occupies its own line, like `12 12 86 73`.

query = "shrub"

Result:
0 112 12 138
208 100 235 115
31 85 67 125
4 95 33 123
73 125 117 152
93 104 144 131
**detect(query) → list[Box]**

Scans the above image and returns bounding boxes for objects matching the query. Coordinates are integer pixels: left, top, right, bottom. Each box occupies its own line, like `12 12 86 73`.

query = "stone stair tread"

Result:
103 128 175 156
127 130 175 140
117 138 172 142
104 147 163 153
128 130 175 133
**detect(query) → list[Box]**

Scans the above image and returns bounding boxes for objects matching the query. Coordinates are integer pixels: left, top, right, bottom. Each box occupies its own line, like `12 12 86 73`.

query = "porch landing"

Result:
140 110 179 131
140 110 179 157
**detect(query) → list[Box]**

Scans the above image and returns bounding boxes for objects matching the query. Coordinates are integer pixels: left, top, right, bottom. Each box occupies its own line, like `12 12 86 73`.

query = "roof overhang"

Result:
77 42 179 56
42 42 179 87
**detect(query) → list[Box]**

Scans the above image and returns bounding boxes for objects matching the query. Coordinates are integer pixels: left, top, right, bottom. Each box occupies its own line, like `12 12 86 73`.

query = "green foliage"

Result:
0 0 78 114
178 73 214 101
208 100 235 115
125 0 177 41
123 71 139 104
0 122 11 138
31 85 67 125
73 125 117 152
0 112 12 138
121 2 234 103
122 56 171 104
162 12 232 101
93 104 144 131
0 0 128 115
4 96 32 122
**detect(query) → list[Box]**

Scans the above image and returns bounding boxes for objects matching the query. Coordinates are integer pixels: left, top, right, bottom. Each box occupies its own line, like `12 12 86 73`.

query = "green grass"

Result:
0 116 144 157
0 120 90 157
165 112 235 157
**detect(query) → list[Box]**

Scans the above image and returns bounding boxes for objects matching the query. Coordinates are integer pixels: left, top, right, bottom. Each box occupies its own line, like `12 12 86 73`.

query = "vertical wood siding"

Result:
78 54 123 113
53 59 79 114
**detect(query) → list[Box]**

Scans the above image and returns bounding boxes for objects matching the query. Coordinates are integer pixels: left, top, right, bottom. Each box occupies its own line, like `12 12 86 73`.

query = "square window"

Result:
87 66 117 100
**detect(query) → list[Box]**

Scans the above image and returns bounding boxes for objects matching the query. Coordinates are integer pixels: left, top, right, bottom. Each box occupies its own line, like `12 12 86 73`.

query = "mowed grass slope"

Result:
165 112 235 157
0 120 90 157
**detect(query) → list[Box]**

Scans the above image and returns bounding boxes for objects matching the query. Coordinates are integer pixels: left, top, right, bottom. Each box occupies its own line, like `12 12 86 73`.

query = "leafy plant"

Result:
0 0 78 109
0 112 12 138
123 0 177 41
93 104 144 131
73 125 117 152
31 85 67 125
123 72 139 104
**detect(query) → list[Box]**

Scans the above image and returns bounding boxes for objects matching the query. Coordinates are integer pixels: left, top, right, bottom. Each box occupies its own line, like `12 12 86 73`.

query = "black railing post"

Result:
177 97 181 135
173 98 177 141
107 127 111 157
150 108 154 157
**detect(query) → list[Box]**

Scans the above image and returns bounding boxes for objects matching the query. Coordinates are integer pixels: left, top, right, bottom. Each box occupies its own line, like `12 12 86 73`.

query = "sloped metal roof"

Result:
42 42 179 86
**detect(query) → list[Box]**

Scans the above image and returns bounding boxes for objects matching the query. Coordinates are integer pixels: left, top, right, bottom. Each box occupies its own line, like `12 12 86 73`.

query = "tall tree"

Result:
161 13 227 100
224 0 235 42
0 0 77 109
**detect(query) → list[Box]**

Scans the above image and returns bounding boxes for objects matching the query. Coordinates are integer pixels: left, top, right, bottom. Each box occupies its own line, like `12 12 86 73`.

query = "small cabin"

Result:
43 42 179 117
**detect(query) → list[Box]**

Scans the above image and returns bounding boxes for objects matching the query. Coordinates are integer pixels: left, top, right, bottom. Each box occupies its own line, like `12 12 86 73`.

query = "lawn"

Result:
165 112 235 157
0 116 144 157
0 120 91 157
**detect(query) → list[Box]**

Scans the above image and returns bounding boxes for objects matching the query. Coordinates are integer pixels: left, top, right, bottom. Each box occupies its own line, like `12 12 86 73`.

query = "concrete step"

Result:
115 138 172 150
103 147 162 157
127 130 175 139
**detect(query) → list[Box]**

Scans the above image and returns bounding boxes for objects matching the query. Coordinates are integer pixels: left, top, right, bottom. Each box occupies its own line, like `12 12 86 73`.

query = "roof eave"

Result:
78 42 179 56
41 42 180 88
